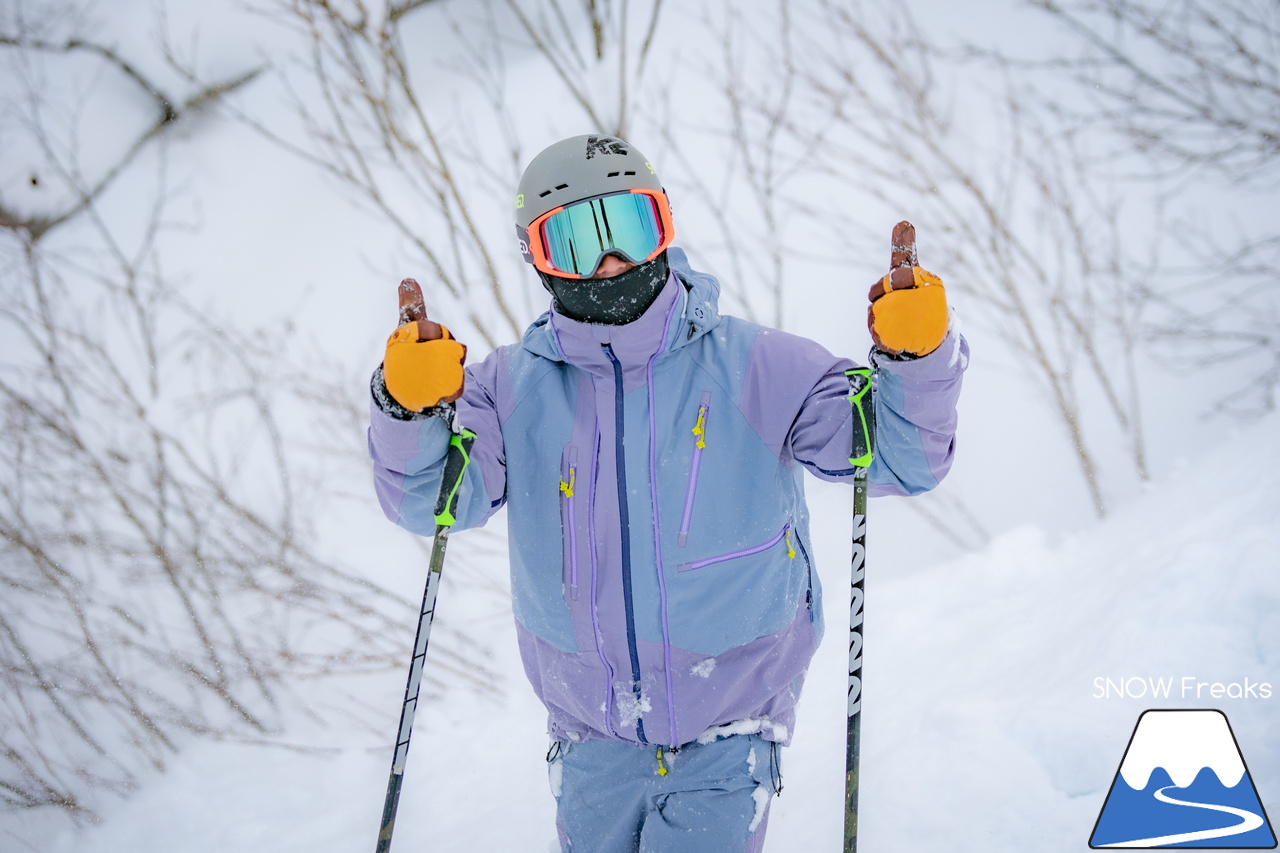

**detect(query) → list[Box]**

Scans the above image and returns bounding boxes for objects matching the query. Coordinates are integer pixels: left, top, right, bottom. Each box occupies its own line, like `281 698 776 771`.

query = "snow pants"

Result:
548 732 781 853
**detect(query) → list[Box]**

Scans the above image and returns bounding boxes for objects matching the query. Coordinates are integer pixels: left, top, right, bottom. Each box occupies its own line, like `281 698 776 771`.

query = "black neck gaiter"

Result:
540 251 670 326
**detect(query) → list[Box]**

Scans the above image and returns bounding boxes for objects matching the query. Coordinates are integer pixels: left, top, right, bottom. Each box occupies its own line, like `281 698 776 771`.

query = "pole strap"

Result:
845 368 874 468
433 429 476 527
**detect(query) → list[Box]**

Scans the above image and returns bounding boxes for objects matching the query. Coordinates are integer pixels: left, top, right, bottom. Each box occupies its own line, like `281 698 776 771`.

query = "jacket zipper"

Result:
677 521 795 573
585 419 618 738
603 344 648 744
677 392 711 547
560 447 579 601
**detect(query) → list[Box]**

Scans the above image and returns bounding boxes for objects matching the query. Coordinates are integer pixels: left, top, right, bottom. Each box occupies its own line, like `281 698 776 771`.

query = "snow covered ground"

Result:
16 410 1276 852
3 1 1276 850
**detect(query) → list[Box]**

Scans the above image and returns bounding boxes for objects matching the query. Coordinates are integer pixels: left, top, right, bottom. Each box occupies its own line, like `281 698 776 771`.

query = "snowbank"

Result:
16 414 1275 852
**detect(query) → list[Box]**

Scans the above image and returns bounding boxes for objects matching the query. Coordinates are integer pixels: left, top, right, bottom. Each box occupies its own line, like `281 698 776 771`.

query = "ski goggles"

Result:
519 188 675 278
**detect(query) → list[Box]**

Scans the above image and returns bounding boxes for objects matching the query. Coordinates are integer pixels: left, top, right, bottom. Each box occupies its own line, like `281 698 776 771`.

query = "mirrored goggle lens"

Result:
539 192 665 276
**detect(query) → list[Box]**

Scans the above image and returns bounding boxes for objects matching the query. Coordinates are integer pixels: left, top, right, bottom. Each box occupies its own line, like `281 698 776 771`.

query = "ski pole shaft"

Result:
843 368 873 853
844 468 868 851
375 426 475 853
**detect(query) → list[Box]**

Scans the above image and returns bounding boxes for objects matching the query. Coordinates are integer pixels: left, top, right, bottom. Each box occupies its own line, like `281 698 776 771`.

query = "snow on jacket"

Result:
368 247 968 748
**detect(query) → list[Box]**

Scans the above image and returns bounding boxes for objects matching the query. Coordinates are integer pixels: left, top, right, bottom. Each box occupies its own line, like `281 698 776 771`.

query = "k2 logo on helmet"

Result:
585 135 627 159
1090 710 1276 848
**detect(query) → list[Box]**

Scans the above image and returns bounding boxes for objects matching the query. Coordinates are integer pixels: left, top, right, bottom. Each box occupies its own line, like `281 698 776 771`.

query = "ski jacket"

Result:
368 248 968 748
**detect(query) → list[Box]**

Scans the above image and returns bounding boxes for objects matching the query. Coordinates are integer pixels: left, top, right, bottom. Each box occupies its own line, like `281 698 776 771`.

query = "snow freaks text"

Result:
1092 677 1274 701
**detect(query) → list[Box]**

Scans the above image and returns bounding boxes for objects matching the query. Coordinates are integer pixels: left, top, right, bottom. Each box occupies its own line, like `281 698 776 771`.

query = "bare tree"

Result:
0 4 496 822
1143 230 1280 416
1020 0 1280 417
683 0 1162 517
647 2 825 329
1023 0 1280 181
222 0 668 351
240 0 1182 520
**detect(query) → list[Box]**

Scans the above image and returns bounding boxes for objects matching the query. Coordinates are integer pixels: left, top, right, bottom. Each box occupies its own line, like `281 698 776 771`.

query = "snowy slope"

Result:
19 414 1276 852
3 1 1276 850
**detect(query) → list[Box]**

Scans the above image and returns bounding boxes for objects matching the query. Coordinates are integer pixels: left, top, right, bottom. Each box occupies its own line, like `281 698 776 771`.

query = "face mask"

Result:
541 251 670 325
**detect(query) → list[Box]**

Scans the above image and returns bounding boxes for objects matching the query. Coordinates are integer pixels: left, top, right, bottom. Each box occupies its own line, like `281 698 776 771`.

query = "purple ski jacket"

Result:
369 248 967 748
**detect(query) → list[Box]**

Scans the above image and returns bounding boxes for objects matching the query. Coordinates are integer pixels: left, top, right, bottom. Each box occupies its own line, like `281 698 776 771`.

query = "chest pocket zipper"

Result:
560 447 579 601
677 391 711 547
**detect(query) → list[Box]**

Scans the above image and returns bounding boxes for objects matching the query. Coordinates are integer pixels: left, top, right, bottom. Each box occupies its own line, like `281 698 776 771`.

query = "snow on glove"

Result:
382 277 467 411
867 221 949 358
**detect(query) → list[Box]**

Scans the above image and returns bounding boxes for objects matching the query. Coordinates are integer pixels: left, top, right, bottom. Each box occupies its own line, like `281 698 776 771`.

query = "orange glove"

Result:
382 278 467 411
867 221 949 358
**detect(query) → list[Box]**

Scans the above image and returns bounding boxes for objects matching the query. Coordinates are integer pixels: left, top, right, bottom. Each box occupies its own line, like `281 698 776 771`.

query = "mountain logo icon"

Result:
1090 709 1276 848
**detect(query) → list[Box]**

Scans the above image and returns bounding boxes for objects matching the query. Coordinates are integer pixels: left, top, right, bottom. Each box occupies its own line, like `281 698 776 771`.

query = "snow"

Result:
690 657 717 678
614 683 653 729
749 785 771 833
2 1 1277 850
548 745 564 798
696 718 790 747
20 408 1276 852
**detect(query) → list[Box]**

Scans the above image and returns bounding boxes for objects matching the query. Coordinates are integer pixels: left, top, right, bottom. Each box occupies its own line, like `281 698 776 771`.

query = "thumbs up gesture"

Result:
867 221 949 358
382 278 467 411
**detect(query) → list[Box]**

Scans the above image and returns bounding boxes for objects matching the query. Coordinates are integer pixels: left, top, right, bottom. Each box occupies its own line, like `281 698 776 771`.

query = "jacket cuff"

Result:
870 329 966 381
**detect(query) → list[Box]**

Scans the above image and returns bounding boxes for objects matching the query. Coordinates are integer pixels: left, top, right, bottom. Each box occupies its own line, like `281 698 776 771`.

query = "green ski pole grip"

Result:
433 428 476 527
845 368 874 468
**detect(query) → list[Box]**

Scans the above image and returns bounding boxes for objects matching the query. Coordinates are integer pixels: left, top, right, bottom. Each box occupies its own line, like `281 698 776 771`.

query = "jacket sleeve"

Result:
864 330 968 495
368 350 509 536
776 329 968 497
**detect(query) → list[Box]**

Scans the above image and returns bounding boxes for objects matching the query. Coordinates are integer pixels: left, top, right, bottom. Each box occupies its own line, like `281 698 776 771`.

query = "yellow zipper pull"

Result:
785 528 796 559
692 406 707 449
559 468 575 498
655 747 668 776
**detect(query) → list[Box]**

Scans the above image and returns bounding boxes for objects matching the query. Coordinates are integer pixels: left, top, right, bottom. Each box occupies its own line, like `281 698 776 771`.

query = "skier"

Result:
368 134 967 852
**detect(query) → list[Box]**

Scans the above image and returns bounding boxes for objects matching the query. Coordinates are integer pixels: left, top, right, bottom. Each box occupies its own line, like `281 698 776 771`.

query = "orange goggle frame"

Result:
518 188 676 279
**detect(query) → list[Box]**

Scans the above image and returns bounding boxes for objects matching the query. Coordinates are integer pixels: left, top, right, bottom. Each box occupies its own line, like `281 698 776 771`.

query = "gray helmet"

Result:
515 134 665 231
515 134 675 325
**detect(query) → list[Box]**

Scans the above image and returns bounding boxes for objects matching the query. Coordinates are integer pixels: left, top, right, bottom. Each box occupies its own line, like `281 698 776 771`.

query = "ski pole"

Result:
375 423 476 853
843 367 874 852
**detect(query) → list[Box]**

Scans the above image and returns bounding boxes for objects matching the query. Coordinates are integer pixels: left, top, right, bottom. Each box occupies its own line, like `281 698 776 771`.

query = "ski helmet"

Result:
515 134 676 324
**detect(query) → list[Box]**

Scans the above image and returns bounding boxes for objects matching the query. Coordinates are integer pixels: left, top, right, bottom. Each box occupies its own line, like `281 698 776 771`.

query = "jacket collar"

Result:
521 247 722 375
